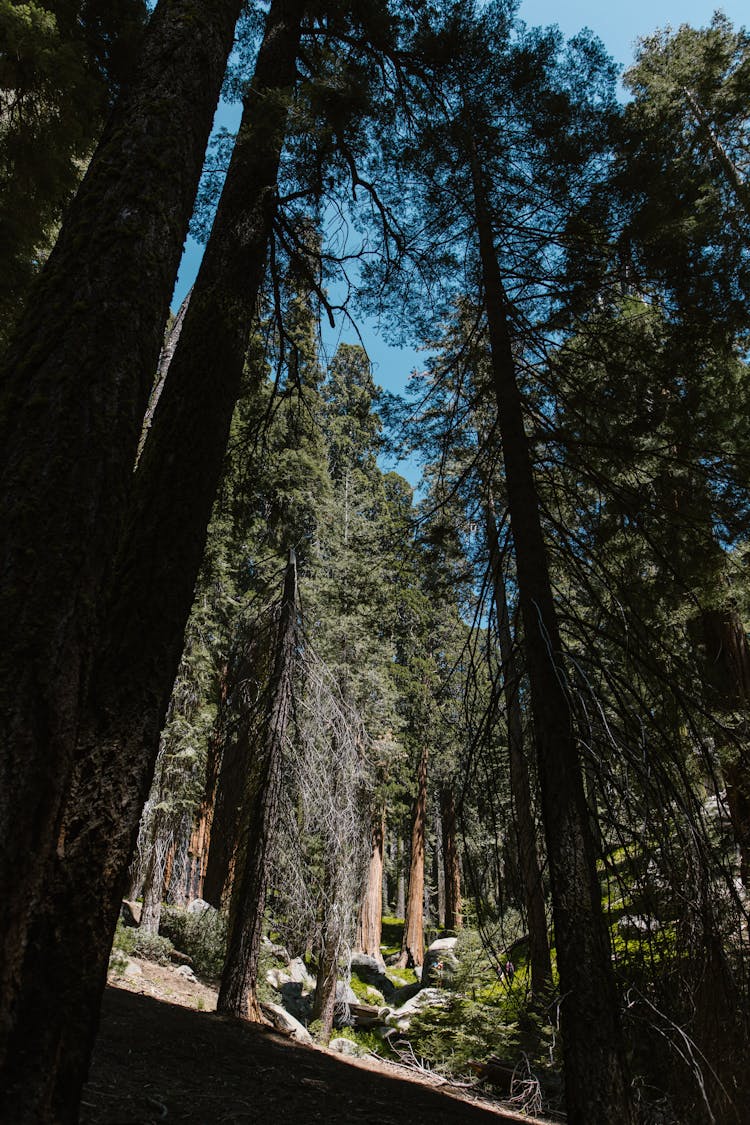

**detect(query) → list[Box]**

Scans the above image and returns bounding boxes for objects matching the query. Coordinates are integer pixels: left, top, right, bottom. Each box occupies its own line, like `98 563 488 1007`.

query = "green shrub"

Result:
380 915 404 956
131 930 174 965
405 994 559 1082
160 905 227 978
334 1025 383 1055
109 921 135 974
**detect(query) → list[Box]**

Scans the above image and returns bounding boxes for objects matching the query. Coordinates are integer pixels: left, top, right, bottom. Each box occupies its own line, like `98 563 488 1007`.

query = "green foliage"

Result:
331 1025 382 1055
0 0 147 340
131 930 174 965
379 915 404 955
111 922 176 966
405 994 560 1081
159 906 227 979
621 13 750 335
109 920 136 974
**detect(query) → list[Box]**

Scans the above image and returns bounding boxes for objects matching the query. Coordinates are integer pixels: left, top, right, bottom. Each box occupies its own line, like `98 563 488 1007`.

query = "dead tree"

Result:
218 551 299 1022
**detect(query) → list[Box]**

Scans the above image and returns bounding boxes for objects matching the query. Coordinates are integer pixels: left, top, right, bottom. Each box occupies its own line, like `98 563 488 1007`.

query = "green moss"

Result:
380 915 404 956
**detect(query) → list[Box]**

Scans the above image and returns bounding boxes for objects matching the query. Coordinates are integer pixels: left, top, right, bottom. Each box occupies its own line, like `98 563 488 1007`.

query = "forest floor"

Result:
79 959 551 1125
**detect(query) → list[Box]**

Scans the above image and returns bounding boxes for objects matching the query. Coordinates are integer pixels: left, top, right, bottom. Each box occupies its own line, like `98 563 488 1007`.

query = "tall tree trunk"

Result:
434 802 446 929
485 500 551 995
398 745 428 968
185 673 227 902
468 138 634 1123
0 7 303 1120
440 786 462 932
0 0 243 1070
218 552 298 1021
139 821 167 936
311 926 340 1045
356 807 385 960
396 833 406 919
203 722 256 907
701 605 750 885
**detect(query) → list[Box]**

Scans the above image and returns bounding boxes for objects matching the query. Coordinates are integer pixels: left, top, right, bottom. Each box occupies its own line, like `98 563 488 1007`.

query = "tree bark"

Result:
311 928 340 1045
185 670 228 902
468 137 634 1123
0 0 243 1070
398 745 428 968
440 786 462 932
203 722 256 907
701 605 750 885
139 823 167 936
396 833 406 919
0 5 303 1119
356 807 385 959
218 552 298 1021
434 802 446 929
485 500 551 995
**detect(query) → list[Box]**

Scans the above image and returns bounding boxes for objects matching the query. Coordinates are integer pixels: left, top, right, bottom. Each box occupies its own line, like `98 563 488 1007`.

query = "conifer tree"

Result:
0 1 244 1104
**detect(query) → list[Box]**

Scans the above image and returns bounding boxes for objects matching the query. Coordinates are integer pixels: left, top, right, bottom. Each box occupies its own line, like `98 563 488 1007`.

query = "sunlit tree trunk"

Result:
311 925 339 1045
398 745 428 967
185 671 227 902
396 834 406 919
356 807 385 959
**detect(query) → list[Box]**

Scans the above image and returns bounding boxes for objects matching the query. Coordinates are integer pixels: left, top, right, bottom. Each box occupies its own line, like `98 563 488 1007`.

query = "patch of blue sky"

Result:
171 0 748 488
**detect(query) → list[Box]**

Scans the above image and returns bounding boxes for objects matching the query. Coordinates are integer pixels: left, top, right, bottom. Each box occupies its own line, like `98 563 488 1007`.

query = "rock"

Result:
262 936 291 965
329 1037 366 1057
350 951 386 975
279 981 313 1023
391 980 422 1008
261 1002 313 1044
349 953 396 999
427 936 458 953
120 900 142 927
288 957 316 990
618 915 659 937
386 988 451 1032
169 948 194 967
266 967 291 991
175 964 197 982
123 960 142 978
362 985 385 1005
422 936 459 987
335 981 358 1006
186 898 213 915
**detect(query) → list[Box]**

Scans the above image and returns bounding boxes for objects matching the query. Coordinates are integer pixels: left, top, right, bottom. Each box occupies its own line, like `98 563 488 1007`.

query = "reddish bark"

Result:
440 786 462 932
356 808 386 958
398 745 428 968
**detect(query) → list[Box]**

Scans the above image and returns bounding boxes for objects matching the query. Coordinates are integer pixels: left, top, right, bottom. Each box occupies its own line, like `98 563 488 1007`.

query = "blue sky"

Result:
172 1 747 479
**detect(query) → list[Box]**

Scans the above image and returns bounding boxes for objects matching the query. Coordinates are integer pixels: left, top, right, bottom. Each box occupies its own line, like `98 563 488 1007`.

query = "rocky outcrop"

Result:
421 937 458 988
261 1002 314 1044
384 988 452 1032
349 952 395 999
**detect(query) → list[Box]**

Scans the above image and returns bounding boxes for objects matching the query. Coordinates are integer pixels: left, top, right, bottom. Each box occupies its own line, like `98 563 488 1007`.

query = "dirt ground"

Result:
79 960 551 1125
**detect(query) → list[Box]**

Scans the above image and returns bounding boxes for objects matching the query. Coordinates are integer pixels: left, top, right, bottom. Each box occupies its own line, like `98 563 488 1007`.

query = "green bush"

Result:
406 994 559 1083
131 930 174 965
160 905 227 978
109 921 135 974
